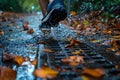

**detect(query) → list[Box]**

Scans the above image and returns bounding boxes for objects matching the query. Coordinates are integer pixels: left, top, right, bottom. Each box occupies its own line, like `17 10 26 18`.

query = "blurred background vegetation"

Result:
0 0 40 13
0 0 120 18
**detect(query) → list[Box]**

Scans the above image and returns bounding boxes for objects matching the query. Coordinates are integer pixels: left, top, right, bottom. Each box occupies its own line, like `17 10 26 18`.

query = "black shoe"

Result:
39 0 67 30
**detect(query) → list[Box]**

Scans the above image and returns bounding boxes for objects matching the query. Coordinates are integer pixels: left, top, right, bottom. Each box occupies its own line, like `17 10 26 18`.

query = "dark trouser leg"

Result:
39 0 49 16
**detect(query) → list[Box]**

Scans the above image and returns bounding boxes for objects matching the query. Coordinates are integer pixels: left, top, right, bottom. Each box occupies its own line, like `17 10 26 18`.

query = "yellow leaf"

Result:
31 59 37 65
81 76 89 80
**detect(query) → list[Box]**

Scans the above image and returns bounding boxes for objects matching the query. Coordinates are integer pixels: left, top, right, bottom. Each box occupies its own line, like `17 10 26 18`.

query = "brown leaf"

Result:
14 55 25 65
43 49 54 53
115 51 120 56
27 28 34 34
0 30 4 35
33 66 58 79
61 56 84 66
82 67 105 78
69 61 78 67
0 66 16 80
71 11 77 16
23 22 29 30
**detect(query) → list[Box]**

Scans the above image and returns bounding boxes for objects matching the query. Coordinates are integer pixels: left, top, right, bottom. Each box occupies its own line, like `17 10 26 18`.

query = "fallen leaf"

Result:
112 35 120 39
0 30 4 35
82 67 105 78
69 61 79 67
23 22 29 30
27 28 34 34
43 49 54 53
33 66 58 79
90 39 101 43
103 30 112 34
0 66 16 80
71 11 77 16
61 56 84 66
31 59 37 65
14 55 25 65
115 51 120 56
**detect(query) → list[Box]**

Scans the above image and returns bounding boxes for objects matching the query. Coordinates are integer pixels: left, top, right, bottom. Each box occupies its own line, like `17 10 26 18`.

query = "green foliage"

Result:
64 0 120 19
0 0 40 13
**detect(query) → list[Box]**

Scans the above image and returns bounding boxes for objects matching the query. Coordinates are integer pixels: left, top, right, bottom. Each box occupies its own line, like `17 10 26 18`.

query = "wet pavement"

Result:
0 12 120 80
0 12 43 80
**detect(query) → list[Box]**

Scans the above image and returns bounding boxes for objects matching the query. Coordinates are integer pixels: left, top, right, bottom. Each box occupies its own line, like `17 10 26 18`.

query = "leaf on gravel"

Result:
43 49 54 53
33 66 58 79
30 59 37 65
0 66 17 80
82 67 105 78
27 28 34 34
23 22 29 30
14 55 25 65
0 30 4 35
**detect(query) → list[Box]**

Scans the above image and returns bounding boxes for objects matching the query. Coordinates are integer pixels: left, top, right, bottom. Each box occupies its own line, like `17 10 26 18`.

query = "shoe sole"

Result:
41 9 55 23
40 9 55 32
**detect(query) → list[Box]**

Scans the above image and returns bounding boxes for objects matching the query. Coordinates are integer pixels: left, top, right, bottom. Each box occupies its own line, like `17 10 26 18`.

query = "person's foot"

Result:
39 0 67 31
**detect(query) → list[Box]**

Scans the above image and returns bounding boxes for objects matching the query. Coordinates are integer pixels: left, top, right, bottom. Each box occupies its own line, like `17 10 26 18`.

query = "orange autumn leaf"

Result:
27 28 34 34
61 56 84 66
0 30 4 35
115 51 120 56
43 49 54 53
71 11 77 16
103 30 112 34
107 40 119 51
31 59 37 65
33 66 58 79
82 67 105 78
14 56 25 65
69 61 78 67
112 35 120 39
0 66 17 80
